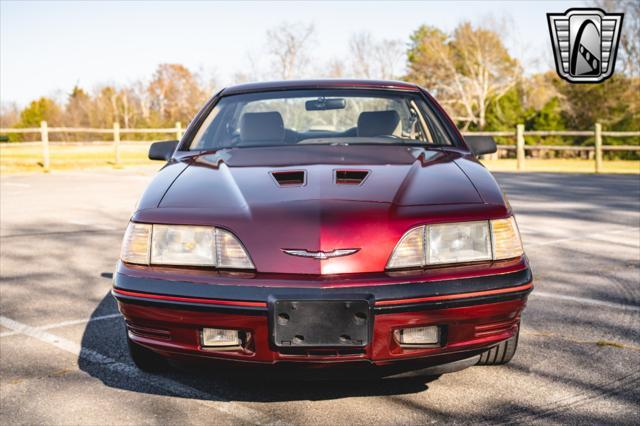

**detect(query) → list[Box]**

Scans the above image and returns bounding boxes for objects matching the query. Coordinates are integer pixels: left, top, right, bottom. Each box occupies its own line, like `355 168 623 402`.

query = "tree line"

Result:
1 1 638 156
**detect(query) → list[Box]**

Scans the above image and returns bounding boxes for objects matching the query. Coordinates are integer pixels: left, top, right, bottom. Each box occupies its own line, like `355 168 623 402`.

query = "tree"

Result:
554 75 639 134
349 32 404 80
407 23 522 129
593 0 639 77
265 23 315 79
324 58 346 78
147 64 206 125
91 86 119 130
0 102 21 142
0 103 20 128
17 97 62 127
14 97 62 141
66 86 91 127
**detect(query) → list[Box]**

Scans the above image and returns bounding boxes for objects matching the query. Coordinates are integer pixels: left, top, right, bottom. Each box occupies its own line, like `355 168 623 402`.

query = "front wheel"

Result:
477 326 519 365
127 336 169 372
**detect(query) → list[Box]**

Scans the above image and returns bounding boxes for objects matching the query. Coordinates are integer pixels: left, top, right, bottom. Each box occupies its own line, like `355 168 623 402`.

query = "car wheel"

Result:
476 325 519 365
127 336 169 372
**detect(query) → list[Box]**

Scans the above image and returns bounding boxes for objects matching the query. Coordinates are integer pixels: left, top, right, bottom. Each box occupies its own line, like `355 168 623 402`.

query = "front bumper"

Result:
112 260 532 367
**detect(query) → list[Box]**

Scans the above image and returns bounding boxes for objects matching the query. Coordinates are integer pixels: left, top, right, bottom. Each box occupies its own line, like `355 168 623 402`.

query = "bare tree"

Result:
349 32 404 80
233 51 265 83
147 64 206 124
131 81 151 122
0 102 20 128
324 58 347 78
266 23 315 79
407 23 521 129
593 0 639 77
350 33 374 78
374 39 405 80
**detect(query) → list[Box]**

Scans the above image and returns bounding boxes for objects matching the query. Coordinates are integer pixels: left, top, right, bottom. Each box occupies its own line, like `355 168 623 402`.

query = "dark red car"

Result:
113 79 532 377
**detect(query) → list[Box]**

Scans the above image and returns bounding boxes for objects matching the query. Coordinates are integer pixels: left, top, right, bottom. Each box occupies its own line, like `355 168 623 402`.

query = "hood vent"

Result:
335 169 369 185
271 170 306 186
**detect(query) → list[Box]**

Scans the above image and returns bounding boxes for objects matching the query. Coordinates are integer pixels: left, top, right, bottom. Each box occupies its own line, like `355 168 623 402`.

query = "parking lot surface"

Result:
1 167 639 425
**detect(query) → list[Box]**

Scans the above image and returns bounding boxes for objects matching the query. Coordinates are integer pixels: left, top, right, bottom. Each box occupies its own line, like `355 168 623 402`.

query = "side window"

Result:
417 99 451 145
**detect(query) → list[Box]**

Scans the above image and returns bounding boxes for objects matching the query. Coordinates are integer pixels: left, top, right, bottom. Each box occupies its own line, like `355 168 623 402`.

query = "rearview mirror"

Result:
464 136 497 156
148 140 179 161
305 98 346 111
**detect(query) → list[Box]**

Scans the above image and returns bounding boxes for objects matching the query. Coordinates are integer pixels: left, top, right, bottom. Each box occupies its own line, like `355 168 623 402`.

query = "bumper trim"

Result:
113 288 267 308
113 269 532 314
114 267 531 302
373 287 531 313
376 283 533 306
111 289 268 315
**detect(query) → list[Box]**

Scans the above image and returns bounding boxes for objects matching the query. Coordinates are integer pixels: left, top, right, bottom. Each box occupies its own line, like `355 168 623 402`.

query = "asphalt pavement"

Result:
1 166 639 425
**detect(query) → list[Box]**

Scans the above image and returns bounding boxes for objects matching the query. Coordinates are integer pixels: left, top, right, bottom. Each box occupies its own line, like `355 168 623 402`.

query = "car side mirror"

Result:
148 140 179 161
464 136 497 156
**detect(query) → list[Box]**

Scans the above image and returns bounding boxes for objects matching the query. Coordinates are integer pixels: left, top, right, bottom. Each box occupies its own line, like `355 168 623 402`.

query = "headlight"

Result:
120 222 254 269
427 221 492 265
387 217 523 269
151 225 216 266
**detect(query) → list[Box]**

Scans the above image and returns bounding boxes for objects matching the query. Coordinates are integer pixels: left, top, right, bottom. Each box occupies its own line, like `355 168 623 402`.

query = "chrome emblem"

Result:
282 248 359 260
547 8 623 83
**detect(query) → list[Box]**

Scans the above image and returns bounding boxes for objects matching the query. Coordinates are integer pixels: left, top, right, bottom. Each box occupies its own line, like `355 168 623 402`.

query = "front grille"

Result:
278 347 366 357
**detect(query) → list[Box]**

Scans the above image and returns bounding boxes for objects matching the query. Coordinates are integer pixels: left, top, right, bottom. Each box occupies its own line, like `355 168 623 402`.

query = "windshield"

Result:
189 89 453 150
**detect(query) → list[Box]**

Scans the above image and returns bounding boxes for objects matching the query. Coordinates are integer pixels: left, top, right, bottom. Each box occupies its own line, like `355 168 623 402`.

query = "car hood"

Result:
160 145 483 208
135 145 507 274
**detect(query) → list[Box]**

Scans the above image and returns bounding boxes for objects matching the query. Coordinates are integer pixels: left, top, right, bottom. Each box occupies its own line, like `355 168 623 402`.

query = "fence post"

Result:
516 124 525 171
40 121 50 171
113 122 121 166
595 122 602 173
175 121 183 140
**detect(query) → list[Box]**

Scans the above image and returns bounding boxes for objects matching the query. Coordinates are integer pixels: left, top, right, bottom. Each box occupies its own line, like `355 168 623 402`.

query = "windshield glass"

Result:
189 89 452 150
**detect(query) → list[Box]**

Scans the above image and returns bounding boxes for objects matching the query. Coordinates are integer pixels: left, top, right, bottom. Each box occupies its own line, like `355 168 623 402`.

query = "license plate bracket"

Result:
271 299 370 348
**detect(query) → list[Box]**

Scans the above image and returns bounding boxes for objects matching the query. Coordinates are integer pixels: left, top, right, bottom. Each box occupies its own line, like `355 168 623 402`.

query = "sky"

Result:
1 0 584 107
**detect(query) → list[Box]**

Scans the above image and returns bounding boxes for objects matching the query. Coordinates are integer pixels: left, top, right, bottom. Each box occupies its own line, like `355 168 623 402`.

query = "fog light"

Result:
201 328 241 347
394 326 440 346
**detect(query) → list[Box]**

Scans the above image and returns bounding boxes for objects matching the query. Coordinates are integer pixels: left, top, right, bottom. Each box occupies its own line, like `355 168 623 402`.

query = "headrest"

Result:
240 112 285 143
357 110 400 137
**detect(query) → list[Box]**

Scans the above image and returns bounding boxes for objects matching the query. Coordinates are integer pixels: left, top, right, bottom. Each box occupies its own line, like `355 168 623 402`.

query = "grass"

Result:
1 143 639 174
0 143 153 174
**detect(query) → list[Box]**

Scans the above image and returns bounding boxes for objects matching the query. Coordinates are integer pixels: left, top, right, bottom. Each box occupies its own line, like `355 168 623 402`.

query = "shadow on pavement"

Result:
493 172 640 226
79 288 436 403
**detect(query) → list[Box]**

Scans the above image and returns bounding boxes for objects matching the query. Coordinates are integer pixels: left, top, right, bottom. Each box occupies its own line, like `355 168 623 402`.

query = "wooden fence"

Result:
1 121 639 173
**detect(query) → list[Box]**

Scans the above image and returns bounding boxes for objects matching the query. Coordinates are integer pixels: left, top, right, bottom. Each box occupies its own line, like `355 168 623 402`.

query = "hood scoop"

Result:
335 169 369 185
271 170 306 186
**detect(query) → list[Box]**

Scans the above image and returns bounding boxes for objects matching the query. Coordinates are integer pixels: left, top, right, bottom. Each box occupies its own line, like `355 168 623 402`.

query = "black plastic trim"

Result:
374 288 532 314
113 268 532 313
111 290 267 316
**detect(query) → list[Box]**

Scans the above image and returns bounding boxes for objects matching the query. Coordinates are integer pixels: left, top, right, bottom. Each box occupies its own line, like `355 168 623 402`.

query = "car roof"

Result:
220 79 421 96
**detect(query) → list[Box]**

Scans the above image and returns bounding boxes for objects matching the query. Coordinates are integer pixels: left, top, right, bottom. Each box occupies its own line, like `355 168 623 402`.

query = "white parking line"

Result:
532 291 640 313
0 313 122 338
0 315 270 424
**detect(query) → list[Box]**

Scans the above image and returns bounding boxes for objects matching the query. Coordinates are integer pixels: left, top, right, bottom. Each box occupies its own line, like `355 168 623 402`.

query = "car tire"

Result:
477 326 519 365
127 336 169 372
